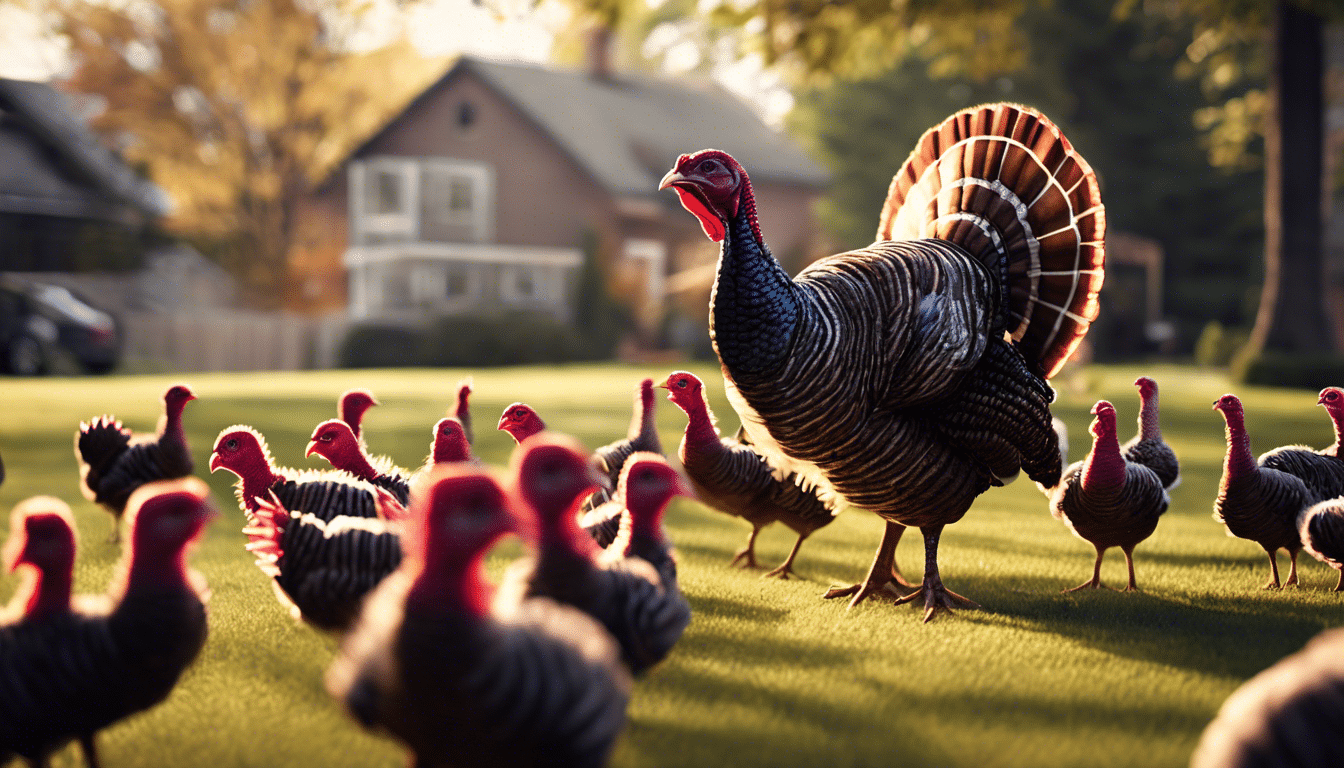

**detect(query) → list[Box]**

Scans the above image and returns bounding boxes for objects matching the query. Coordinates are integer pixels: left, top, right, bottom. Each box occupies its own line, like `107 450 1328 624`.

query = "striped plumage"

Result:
1258 445 1344 505
76 383 197 541
1213 395 1316 589
1120 376 1180 490
661 103 1102 620
326 467 631 768
1299 498 1344 591
1049 401 1168 592
210 425 382 523
662 371 838 578
307 419 412 504
503 436 691 675
0 479 212 768
1192 627 1344 768
245 493 403 632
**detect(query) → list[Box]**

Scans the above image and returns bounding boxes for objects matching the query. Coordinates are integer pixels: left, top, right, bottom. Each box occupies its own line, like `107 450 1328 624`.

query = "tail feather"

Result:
878 102 1105 379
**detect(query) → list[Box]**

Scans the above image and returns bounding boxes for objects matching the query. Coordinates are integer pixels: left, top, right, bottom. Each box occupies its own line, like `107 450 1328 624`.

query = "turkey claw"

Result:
1062 579 1112 593
824 578 911 609
763 564 794 580
729 549 761 569
893 581 979 623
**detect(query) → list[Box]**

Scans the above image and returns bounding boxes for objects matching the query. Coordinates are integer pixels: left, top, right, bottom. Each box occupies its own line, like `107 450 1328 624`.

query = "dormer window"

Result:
457 102 476 130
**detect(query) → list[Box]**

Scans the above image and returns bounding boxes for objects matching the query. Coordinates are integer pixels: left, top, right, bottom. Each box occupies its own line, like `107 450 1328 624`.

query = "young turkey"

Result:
499 402 547 444
0 479 213 768
307 419 412 504
1120 377 1180 490
210 425 381 522
325 466 632 768
1316 386 1344 459
244 492 403 633
587 378 663 502
0 497 77 625
1298 497 1344 591
661 103 1102 620
1213 394 1317 589
76 383 197 542
338 389 378 444
501 435 691 675
1191 627 1344 768
661 370 841 579
1049 401 1168 592
407 416 477 499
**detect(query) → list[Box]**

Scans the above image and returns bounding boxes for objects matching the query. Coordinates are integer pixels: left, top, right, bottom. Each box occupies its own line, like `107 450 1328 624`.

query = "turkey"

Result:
307 418 412 504
587 379 663 502
452 379 474 445
661 370 840 579
1049 400 1168 592
1191 627 1344 768
1213 394 1317 588
210 425 380 522
1316 386 1344 459
325 466 632 768
597 453 687 596
338 389 379 445
1120 376 1180 490
0 478 213 768
76 383 197 542
501 435 691 675
1 496 76 625
499 402 547 444
243 492 403 633
1298 497 1344 591
660 103 1102 620
408 416 477 499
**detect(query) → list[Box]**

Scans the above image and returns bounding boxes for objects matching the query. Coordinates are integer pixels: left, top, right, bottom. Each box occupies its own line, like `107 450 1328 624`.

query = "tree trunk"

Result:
1248 0 1331 354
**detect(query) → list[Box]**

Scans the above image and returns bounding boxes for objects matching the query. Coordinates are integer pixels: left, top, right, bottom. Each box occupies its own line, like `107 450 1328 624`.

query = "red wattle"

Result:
673 187 726 242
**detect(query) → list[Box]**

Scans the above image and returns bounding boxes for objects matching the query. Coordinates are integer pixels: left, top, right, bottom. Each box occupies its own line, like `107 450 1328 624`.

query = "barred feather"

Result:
1260 446 1344 501
1300 499 1344 584
878 103 1105 379
1051 462 1168 549
1192 627 1344 768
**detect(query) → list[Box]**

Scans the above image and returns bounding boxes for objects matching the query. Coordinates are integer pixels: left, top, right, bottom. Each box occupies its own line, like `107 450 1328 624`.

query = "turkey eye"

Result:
225 438 239 450
700 160 721 173
676 379 687 389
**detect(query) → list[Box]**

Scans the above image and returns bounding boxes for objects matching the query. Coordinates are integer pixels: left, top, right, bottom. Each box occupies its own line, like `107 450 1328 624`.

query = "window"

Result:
500 265 560 306
457 102 476 130
350 159 417 244
421 161 493 244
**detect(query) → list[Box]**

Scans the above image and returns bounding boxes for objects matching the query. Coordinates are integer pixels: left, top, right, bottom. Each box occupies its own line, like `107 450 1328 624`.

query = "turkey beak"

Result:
304 440 319 458
208 452 223 473
658 169 688 191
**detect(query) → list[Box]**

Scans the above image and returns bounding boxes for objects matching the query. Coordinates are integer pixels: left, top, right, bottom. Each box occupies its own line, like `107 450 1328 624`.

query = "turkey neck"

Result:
1220 408 1257 481
123 543 193 596
163 397 190 446
712 202 799 378
23 566 72 619
1081 424 1125 494
631 383 658 444
407 550 493 618
433 437 471 464
1138 390 1162 441
337 446 380 482
678 394 722 455
538 498 597 559
239 459 285 507
1327 405 1344 451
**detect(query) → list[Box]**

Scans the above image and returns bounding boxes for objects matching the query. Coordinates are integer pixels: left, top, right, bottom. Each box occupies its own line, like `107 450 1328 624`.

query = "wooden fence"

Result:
119 311 349 372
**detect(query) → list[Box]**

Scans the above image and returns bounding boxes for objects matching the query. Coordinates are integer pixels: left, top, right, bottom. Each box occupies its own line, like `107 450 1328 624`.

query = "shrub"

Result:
338 324 424 368
1233 350 1344 390
418 311 588 367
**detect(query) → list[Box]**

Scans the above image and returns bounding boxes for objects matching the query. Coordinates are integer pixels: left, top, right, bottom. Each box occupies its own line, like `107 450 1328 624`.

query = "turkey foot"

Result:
891 525 979 623
730 528 762 569
824 521 912 606
1062 547 1113 593
763 533 810 579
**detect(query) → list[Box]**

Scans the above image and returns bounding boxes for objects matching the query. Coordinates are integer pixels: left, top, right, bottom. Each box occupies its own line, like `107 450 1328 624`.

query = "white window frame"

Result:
419 159 495 244
409 261 481 310
350 157 419 244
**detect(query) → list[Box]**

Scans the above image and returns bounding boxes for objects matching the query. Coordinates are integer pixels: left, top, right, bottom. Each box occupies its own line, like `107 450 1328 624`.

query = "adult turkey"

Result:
1120 377 1180 490
210 425 381 522
76 383 197 542
326 466 631 768
307 418 412 504
661 370 840 578
1049 401 1168 592
498 402 546 443
1 479 213 768
1213 394 1316 588
660 103 1103 620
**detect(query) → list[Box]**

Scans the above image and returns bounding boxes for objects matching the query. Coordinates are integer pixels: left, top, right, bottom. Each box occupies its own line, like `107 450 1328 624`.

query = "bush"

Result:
1194 322 1251 367
1232 349 1344 390
418 312 588 367
338 325 424 368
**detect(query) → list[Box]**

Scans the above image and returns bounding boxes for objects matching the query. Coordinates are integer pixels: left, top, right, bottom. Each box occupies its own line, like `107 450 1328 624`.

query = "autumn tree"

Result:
53 0 440 307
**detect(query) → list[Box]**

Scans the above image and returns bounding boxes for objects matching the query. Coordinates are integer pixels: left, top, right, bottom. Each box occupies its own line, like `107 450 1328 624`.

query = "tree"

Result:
53 0 440 307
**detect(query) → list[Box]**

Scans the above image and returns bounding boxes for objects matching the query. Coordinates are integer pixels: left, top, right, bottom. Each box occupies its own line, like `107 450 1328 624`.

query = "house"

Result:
294 54 828 339
0 78 170 272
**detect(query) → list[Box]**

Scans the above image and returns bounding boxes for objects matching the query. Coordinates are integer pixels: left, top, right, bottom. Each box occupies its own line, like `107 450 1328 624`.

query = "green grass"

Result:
0 363 1339 768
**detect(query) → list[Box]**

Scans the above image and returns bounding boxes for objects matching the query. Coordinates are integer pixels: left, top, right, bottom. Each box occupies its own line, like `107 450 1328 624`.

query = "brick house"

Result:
293 54 828 339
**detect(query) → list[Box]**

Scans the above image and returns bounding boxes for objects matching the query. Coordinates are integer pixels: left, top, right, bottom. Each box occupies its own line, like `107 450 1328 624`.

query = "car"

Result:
0 279 121 375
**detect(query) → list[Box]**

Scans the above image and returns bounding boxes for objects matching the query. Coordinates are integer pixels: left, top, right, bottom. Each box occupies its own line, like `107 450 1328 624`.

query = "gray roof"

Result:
358 56 828 197
0 79 171 220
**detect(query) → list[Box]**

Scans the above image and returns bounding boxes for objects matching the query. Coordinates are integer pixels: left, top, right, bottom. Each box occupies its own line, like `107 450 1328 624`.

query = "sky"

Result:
0 0 792 127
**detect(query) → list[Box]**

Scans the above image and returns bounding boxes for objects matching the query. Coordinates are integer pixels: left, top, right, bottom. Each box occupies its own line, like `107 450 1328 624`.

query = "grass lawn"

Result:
0 362 1340 768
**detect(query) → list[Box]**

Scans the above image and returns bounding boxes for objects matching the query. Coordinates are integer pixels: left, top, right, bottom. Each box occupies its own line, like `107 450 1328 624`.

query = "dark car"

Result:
0 279 121 375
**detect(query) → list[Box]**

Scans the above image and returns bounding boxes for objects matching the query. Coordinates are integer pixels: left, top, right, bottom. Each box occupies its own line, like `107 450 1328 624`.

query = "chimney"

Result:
584 23 614 81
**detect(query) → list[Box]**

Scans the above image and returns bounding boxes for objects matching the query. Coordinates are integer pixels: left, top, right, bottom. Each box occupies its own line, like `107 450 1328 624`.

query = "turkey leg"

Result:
823 521 912 607
730 526 762 569
1286 549 1299 587
763 532 807 579
1263 548 1282 589
893 525 980 623
1120 544 1140 592
1063 545 1109 592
